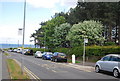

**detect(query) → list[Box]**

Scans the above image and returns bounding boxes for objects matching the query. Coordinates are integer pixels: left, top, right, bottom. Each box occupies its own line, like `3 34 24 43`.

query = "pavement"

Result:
7 51 119 80
0 51 10 80
76 61 95 67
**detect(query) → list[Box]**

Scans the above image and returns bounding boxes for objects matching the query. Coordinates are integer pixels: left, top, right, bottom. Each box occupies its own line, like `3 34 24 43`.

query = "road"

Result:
0 52 2 81
7 52 120 80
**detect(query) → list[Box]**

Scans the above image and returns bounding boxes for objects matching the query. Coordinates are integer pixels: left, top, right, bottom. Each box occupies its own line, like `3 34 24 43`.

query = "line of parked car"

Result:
34 51 67 62
8 48 67 62
8 48 120 78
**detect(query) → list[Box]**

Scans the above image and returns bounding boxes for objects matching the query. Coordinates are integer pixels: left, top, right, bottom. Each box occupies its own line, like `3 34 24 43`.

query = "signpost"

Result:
83 38 88 66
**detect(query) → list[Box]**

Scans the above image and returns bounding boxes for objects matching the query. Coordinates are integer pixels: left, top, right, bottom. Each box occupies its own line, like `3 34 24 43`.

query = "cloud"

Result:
27 0 77 9
1 0 77 9
27 0 59 8
60 0 78 8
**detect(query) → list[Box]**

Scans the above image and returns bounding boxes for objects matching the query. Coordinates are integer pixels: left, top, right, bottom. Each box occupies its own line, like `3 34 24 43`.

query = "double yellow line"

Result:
24 66 41 81
14 59 41 81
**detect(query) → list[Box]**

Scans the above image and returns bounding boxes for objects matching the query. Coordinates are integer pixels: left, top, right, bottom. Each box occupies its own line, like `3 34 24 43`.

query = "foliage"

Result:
53 23 71 47
67 20 104 46
51 46 120 59
27 48 49 53
31 2 120 47
104 42 116 46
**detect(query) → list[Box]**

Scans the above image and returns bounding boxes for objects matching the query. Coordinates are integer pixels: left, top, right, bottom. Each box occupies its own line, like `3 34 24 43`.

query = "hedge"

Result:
27 46 120 58
27 48 49 53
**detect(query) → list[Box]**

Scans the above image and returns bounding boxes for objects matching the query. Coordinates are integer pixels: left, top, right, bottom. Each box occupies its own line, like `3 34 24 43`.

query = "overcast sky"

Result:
0 0 77 44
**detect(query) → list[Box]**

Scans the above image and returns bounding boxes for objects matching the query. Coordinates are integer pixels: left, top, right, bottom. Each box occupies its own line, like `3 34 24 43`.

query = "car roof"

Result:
106 54 120 57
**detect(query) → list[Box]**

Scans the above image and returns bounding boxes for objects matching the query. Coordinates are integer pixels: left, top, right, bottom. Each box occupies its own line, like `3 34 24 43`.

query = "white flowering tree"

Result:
66 20 105 46
53 23 71 47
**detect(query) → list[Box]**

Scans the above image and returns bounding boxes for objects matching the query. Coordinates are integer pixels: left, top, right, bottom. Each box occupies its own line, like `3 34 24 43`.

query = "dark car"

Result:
51 52 67 62
42 52 53 60
24 49 33 55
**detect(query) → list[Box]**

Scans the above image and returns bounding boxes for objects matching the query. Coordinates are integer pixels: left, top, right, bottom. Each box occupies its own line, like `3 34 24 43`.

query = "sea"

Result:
0 44 35 48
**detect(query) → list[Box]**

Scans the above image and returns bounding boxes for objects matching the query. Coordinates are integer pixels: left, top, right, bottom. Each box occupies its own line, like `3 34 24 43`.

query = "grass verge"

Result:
6 59 30 79
4 52 9 56
67 59 80 63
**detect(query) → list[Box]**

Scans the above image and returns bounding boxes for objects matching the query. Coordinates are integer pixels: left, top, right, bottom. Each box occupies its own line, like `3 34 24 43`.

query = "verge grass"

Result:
6 59 30 79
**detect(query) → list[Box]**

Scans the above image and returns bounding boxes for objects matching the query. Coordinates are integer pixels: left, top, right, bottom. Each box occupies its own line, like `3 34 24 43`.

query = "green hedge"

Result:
27 46 120 57
52 46 120 57
27 48 49 53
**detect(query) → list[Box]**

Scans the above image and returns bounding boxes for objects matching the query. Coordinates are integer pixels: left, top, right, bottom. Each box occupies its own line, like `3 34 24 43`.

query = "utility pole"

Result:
83 38 88 66
21 0 26 74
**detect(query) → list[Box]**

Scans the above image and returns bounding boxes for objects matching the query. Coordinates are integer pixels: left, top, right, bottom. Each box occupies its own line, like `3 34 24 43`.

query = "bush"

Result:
104 42 116 46
51 46 120 58
27 48 49 53
26 46 120 62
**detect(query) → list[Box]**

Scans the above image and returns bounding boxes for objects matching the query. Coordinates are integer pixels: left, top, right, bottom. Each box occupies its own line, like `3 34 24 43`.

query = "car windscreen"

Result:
46 52 53 55
58 53 66 56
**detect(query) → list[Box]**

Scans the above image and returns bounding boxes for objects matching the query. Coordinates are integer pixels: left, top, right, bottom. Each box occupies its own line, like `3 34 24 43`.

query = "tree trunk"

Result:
118 2 120 45
108 25 112 42
118 26 120 45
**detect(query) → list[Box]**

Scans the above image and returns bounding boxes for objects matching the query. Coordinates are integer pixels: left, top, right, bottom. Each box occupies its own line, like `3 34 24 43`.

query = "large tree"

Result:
53 23 71 47
66 20 104 46
42 16 66 48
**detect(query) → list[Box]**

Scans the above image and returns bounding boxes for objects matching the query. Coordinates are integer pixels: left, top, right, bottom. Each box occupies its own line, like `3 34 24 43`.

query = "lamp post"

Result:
83 38 88 66
21 0 26 74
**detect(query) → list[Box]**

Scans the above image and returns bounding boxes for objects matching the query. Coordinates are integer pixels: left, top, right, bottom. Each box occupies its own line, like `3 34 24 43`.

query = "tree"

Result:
42 16 66 48
66 20 104 46
31 28 44 48
53 23 71 47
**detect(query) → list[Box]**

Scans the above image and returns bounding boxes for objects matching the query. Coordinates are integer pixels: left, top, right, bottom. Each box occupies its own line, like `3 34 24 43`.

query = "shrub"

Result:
27 48 49 53
104 42 116 46
51 46 120 58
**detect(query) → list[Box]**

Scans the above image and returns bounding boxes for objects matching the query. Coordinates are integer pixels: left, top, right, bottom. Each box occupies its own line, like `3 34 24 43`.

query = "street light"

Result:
83 38 88 66
21 0 26 74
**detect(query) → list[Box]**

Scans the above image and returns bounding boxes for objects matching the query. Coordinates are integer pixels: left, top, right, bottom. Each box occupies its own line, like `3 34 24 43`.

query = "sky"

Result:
0 0 78 44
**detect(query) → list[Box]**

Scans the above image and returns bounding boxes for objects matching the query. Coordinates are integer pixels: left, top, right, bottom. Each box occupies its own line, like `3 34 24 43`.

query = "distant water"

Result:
0 44 35 48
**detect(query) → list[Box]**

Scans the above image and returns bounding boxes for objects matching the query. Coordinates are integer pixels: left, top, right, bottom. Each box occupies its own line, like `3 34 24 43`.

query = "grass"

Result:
67 59 80 63
4 52 9 56
6 59 30 79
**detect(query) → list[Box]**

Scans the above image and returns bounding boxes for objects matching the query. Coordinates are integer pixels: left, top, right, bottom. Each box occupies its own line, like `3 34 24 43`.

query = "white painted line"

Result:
52 70 57 73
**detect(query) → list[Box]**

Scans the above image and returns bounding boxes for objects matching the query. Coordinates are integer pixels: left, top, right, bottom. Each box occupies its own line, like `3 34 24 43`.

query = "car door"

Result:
108 56 120 72
99 56 111 71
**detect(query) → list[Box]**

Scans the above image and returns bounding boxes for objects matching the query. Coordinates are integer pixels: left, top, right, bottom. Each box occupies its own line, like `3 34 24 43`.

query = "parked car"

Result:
20 49 27 54
24 49 33 55
17 48 22 53
34 51 43 58
8 50 12 52
51 52 67 62
42 52 53 60
13 49 18 52
95 54 120 78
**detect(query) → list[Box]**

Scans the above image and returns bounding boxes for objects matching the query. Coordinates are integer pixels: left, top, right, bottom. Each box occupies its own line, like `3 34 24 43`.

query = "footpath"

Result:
0 51 10 80
67 62 95 72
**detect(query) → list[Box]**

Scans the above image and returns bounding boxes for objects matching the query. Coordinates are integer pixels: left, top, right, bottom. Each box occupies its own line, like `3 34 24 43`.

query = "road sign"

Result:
18 28 23 36
84 38 88 43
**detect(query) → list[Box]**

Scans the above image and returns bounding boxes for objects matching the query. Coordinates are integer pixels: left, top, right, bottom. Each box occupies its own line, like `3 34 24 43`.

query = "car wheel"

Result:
55 59 58 62
65 59 67 63
113 69 119 78
95 66 100 73
51 58 53 61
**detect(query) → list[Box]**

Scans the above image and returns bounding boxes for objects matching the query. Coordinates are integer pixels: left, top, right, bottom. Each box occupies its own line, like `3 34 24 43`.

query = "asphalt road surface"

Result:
0 52 2 81
7 52 120 81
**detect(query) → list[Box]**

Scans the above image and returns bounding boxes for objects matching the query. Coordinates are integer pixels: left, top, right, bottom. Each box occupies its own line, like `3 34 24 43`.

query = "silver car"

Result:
95 54 120 78
34 51 43 58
